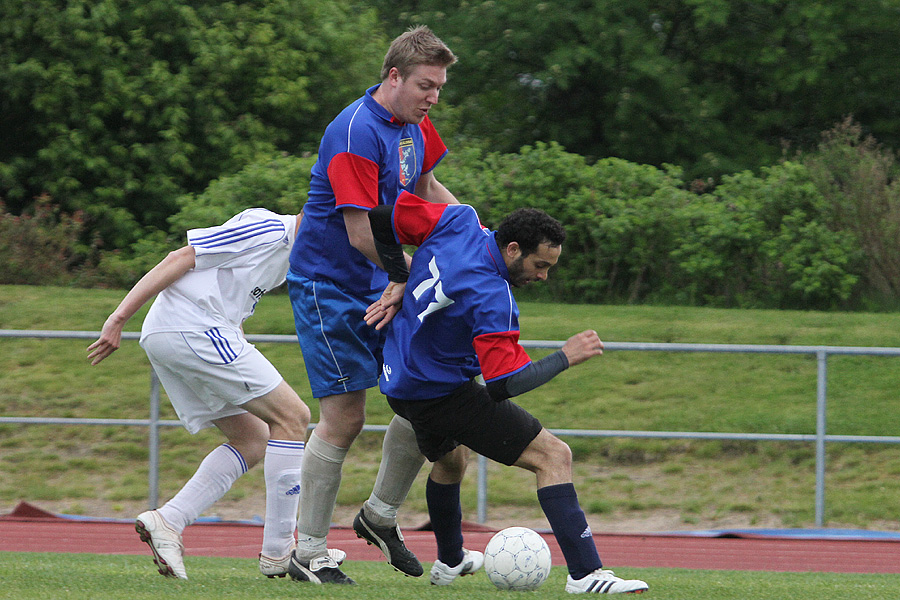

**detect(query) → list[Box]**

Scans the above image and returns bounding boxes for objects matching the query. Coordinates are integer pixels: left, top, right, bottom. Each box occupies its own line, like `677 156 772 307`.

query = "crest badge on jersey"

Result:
398 137 416 188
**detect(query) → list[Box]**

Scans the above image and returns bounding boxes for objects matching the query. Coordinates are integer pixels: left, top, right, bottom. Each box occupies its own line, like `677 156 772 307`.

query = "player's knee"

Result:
293 400 312 431
279 415 309 442
239 435 269 467
334 412 365 436
433 446 468 483
540 434 572 473
317 392 366 444
267 397 311 441
317 412 365 447
552 438 573 470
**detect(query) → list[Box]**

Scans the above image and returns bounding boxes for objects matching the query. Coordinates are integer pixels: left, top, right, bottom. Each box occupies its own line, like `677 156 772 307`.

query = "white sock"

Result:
261 439 305 558
158 443 247 532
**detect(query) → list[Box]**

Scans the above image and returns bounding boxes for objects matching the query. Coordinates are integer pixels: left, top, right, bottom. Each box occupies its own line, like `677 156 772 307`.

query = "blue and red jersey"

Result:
289 84 448 297
380 192 533 400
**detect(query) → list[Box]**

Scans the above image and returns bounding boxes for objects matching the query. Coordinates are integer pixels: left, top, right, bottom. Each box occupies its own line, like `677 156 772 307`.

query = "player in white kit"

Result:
88 208 343 579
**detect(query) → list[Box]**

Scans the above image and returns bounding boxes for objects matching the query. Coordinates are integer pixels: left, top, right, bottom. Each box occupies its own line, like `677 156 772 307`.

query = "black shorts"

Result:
387 379 543 466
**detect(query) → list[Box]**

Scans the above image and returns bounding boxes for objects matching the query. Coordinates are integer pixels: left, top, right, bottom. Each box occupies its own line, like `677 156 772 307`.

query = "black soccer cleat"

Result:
287 553 356 585
353 508 424 577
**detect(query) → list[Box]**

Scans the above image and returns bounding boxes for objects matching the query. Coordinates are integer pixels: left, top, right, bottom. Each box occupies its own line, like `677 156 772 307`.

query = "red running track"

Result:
2 511 900 574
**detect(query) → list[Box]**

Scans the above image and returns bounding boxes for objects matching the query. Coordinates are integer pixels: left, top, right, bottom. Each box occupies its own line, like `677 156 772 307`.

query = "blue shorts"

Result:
287 271 385 399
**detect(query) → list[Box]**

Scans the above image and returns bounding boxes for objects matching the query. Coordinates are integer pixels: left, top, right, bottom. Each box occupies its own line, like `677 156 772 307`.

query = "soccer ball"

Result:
483 526 552 591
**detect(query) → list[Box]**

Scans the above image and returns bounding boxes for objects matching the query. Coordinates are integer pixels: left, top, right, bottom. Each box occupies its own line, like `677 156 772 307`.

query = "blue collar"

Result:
364 84 402 125
486 231 512 284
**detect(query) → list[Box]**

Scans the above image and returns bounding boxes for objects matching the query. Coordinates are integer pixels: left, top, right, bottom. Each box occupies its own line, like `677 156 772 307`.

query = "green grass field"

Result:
0 555 897 600
2 284 900 531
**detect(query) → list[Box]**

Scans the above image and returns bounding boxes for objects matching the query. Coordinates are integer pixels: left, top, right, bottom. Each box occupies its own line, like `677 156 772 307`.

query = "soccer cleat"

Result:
288 552 356 584
259 547 347 578
429 548 485 586
353 508 423 577
135 510 187 579
565 569 649 594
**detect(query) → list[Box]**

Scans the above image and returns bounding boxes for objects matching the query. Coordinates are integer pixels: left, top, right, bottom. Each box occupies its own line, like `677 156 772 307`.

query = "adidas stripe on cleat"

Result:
565 569 648 594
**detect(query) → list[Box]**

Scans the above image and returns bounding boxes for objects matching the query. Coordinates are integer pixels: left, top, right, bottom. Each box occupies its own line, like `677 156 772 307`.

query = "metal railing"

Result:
2 329 900 527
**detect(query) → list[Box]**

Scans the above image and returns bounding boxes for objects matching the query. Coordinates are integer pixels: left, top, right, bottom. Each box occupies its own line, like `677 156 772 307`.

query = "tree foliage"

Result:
439 139 870 309
2 2 899 309
0 0 383 248
377 0 900 179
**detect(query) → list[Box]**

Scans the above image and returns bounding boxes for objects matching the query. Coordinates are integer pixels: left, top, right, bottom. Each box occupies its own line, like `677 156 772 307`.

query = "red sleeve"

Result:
392 191 450 246
327 152 380 209
419 116 448 173
473 331 532 382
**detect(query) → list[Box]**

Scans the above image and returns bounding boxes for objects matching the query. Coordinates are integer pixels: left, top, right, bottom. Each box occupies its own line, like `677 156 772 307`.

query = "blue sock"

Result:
426 477 464 567
537 483 602 579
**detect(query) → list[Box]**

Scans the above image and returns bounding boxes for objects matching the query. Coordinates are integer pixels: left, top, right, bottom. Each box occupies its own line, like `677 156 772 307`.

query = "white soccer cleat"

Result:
260 547 347 578
429 548 484 586
135 510 187 579
565 568 649 594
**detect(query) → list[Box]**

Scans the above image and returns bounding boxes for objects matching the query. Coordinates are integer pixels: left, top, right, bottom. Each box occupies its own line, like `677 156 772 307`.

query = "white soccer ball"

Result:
483 526 552 591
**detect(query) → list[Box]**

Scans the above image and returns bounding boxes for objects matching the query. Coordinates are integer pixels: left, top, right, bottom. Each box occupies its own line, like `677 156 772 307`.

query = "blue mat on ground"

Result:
664 527 900 540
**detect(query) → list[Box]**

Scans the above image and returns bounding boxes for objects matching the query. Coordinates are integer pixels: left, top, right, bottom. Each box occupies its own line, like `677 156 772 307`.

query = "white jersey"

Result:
141 208 297 340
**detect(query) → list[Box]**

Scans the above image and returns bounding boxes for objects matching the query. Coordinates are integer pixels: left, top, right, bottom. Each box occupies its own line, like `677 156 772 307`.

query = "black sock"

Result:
426 477 464 567
537 483 602 579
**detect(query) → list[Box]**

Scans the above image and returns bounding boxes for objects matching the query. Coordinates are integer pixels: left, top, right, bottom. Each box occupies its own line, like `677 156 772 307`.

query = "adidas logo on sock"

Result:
581 526 592 538
285 484 301 496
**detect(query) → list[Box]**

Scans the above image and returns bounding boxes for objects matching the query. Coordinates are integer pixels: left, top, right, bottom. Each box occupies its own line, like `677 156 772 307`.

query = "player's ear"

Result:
505 241 521 259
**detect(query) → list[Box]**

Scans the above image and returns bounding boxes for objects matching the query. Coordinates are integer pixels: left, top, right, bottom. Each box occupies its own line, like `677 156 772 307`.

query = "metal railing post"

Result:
148 368 161 510
477 454 488 523
815 350 827 527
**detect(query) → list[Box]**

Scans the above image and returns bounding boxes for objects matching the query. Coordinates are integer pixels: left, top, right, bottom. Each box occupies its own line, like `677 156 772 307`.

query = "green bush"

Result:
802 118 900 307
444 141 865 308
672 162 861 308
169 152 315 232
0 195 100 286
94 153 315 287
5 121 897 309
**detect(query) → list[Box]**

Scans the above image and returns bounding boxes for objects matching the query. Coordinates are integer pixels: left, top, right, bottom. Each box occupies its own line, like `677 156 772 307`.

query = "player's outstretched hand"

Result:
561 330 604 366
86 316 125 365
365 281 406 330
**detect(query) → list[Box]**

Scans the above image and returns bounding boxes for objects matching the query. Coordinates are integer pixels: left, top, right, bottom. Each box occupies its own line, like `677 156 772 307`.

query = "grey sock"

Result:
365 416 426 527
297 429 348 539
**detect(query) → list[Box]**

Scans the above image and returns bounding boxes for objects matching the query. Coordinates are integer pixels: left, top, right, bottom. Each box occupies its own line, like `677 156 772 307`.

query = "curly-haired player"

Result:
364 193 649 594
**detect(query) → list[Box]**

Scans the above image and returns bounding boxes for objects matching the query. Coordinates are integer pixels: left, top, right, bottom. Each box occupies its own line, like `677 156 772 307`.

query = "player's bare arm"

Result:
344 207 415 272
415 170 459 205
87 245 196 365
343 207 383 267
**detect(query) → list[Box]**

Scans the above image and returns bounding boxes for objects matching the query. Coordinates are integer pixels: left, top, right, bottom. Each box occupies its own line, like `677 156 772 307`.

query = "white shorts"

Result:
140 329 283 434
